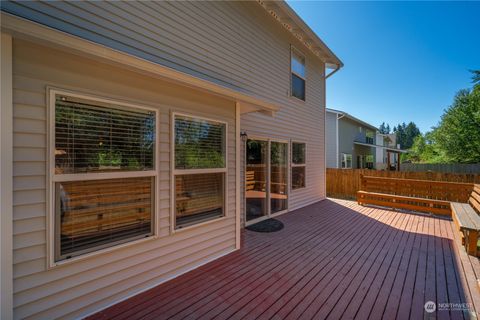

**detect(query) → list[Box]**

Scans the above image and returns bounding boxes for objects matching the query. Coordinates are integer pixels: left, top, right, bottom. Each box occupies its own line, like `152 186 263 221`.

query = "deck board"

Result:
87 199 480 320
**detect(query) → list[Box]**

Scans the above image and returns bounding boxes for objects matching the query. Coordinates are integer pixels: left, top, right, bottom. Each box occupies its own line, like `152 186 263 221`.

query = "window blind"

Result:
175 173 224 228
55 96 155 174
174 116 225 169
56 177 154 260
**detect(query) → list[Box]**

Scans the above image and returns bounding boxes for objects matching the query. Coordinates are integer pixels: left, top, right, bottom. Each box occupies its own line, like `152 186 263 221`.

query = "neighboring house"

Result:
0 2 342 319
378 133 406 171
326 108 378 169
326 108 405 170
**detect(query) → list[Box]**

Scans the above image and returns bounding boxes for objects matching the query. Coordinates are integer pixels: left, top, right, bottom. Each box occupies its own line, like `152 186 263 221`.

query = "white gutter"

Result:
326 65 341 79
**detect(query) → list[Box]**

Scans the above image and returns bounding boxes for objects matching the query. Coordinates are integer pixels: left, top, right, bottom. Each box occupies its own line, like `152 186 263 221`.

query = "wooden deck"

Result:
88 199 480 320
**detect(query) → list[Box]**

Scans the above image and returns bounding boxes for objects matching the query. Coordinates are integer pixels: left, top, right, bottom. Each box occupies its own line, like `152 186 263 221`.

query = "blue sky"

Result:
287 1 480 133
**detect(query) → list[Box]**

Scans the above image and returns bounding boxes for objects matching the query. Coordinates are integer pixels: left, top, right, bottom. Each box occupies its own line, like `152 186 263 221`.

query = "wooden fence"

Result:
401 163 480 174
327 168 480 200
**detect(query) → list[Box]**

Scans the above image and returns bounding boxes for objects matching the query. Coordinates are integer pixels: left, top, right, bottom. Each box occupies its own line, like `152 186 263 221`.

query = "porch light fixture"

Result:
240 131 248 141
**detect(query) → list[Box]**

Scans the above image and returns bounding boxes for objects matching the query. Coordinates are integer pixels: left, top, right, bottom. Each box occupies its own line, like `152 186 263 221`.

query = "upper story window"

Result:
291 47 306 101
173 114 227 229
51 91 157 263
366 130 375 144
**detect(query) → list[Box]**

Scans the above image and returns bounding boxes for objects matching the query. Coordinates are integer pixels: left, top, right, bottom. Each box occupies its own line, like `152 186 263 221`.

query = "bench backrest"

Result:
360 175 473 203
469 184 480 214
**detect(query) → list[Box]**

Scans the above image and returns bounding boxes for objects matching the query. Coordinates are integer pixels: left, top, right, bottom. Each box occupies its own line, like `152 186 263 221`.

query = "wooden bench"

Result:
357 191 452 215
357 176 480 256
451 185 480 256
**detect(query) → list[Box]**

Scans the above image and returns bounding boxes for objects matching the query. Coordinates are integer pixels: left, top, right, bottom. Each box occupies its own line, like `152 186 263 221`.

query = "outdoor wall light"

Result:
240 131 248 141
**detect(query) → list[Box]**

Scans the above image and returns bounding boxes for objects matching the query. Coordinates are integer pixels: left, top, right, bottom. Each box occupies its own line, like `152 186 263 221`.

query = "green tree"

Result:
406 133 445 163
471 69 480 91
393 122 420 149
379 122 390 134
430 88 480 163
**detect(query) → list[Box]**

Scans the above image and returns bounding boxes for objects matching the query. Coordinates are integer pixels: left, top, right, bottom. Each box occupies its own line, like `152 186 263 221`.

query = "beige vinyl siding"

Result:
12 39 237 320
2 1 328 217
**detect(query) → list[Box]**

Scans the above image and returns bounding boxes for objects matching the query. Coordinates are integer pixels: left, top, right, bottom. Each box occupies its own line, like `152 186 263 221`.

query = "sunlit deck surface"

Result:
89 199 480 320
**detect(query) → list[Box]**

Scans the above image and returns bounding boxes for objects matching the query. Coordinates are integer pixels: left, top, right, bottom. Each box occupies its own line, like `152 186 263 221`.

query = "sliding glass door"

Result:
246 139 268 222
270 141 288 214
245 139 288 223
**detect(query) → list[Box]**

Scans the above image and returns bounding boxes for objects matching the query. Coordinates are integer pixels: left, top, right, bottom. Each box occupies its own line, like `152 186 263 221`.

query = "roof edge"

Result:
258 1 343 69
327 108 378 131
1 13 280 115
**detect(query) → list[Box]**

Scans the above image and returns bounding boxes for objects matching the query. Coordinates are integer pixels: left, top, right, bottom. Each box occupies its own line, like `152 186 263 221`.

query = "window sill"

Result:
291 186 306 192
48 234 158 269
173 216 228 234
289 94 306 103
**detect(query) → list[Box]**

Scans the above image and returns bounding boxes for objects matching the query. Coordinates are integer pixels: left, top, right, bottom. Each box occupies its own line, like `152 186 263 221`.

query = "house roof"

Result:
258 1 343 70
326 108 378 131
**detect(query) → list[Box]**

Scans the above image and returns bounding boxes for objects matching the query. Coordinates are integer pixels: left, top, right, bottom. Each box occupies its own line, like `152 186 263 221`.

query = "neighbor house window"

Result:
366 154 374 169
291 47 306 101
51 91 157 262
174 114 226 229
341 153 352 169
366 130 374 144
291 142 306 189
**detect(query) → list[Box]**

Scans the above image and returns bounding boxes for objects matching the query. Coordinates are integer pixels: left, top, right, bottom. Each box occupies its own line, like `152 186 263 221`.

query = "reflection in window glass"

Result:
56 177 154 260
292 166 306 190
292 142 306 164
271 142 288 213
55 96 155 174
175 116 225 169
175 173 224 228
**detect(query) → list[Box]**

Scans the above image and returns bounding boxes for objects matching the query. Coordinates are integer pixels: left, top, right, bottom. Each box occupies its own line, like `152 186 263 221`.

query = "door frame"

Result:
244 136 289 226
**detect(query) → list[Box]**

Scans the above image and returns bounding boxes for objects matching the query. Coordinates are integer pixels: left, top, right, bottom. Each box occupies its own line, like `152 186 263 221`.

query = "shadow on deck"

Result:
88 199 480 320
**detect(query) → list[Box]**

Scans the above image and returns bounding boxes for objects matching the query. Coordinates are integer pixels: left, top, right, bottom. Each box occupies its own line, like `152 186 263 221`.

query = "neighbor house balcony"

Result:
88 199 480 320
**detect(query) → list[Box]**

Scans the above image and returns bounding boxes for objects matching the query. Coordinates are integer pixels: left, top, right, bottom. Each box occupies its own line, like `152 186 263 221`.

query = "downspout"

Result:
325 64 341 79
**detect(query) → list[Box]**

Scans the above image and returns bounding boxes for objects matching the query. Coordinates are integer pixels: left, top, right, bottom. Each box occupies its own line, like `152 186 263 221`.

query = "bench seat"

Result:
357 190 451 215
451 202 480 256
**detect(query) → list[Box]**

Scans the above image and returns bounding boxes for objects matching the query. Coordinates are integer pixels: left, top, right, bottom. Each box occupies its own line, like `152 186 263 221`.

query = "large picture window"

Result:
50 91 157 263
291 47 306 101
173 114 227 229
291 142 306 190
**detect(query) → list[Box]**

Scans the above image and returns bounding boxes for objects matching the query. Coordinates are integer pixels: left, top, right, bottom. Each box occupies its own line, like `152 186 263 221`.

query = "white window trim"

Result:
291 141 306 190
341 153 353 169
290 45 306 102
170 112 228 233
47 88 159 268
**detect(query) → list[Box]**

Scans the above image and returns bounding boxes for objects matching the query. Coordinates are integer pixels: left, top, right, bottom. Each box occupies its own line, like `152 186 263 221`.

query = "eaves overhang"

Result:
1 13 280 117
258 1 343 70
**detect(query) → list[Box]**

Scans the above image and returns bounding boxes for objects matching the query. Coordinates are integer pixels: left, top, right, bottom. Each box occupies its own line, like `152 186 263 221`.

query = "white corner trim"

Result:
1 13 279 115
0 32 14 320
336 114 339 168
235 103 241 250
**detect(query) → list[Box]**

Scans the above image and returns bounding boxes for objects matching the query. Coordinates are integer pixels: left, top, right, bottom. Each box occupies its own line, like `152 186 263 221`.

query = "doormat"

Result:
246 218 284 233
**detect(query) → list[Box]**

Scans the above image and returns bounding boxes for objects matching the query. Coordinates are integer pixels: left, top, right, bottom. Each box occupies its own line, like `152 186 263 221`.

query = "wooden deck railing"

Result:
327 168 480 200
357 175 474 216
